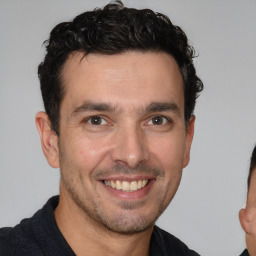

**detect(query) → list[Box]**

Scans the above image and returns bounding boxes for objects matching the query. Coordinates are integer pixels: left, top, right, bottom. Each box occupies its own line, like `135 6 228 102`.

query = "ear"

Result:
239 208 251 234
183 115 195 168
240 208 256 256
239 207 256 235
35 112 59 168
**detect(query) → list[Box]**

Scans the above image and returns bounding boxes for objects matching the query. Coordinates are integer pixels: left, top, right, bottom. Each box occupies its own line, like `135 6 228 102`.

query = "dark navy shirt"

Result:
0 196 200 256
240 249 249 256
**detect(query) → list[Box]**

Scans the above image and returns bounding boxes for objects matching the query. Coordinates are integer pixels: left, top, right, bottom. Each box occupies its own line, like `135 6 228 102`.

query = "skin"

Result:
240 169 256 256
36 51 195 256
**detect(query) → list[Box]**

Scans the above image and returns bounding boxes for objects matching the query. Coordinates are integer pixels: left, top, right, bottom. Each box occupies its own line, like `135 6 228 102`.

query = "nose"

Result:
111 125 150 168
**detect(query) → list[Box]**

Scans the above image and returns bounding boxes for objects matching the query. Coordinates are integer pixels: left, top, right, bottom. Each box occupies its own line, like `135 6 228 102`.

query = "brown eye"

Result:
88 116 106 125
149 116 168 125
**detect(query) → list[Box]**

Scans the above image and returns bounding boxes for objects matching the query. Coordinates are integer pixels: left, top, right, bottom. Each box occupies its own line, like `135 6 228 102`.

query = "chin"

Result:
91 203 164 235
98 213 157 235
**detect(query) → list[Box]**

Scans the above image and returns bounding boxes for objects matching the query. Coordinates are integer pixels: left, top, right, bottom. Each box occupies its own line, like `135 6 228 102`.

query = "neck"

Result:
54 187 153 256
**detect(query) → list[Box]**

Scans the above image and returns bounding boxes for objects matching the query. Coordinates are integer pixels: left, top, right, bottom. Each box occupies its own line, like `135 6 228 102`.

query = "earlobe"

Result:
35 112 59 168
183 115 195 168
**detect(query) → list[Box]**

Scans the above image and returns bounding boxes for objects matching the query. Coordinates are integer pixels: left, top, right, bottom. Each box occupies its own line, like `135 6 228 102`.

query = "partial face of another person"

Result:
240 169 256 255
40 51 194 234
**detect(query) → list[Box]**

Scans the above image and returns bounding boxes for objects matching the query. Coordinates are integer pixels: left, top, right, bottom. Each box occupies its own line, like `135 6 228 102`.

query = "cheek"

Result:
150 134 186 171
63 133 112 172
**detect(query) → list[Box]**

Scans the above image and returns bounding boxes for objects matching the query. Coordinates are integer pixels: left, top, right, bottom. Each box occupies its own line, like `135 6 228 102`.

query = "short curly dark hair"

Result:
247 145 256 189
38 1 203 135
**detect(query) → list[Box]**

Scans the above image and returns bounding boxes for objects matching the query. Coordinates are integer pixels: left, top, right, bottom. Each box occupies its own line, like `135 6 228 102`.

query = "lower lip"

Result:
100 180 155 200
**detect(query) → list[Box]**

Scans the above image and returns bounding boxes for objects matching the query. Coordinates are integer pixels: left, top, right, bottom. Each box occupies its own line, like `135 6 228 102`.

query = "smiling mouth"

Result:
103 179 149 192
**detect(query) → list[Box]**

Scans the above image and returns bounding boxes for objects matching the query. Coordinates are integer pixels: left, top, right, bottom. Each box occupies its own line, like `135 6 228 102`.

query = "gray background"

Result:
1 0 256 255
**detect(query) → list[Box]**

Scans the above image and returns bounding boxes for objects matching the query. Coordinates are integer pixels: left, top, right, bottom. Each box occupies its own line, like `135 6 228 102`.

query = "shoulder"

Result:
239 249 249 256
0 227 13 254
0 196 60 256
0 218 43 256
151 226 200 256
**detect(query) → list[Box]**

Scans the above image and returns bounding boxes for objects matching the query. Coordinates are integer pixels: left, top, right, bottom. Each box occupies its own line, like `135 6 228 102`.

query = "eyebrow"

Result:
71 102 116 116
71 101 180 117
145 102 180 115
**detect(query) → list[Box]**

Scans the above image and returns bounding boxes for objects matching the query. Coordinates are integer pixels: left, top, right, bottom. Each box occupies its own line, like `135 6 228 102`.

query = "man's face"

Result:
53 51 194 234
240 169 256 255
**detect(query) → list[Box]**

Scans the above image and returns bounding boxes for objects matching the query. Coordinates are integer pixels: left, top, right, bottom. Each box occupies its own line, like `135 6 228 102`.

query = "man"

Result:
0 1 203 255
239 145 256 256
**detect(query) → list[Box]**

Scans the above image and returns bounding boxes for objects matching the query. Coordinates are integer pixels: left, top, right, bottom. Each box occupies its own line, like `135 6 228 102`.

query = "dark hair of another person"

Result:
248 145 256 189
38 0 203 135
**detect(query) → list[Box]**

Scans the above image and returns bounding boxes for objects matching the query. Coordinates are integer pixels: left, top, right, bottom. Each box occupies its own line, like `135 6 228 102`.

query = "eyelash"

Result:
83 115 171 126
147 115 171 126
85 116 108 125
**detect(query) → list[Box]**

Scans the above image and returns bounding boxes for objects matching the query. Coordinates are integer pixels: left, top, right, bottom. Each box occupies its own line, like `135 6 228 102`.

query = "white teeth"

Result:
116 180 122 190
137 180 142 189
105 181 110 186
104 179 149 192
111 180 116 189
130 181 137 191
122 181 130 191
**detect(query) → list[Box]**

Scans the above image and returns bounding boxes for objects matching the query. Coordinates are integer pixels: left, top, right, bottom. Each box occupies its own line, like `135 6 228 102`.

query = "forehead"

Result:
60 51 184 113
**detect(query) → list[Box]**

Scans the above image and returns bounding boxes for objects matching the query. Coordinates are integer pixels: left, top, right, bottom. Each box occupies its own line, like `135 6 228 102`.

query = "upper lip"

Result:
97 175 156 182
